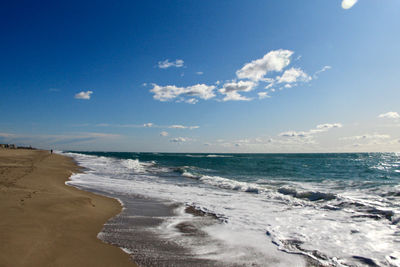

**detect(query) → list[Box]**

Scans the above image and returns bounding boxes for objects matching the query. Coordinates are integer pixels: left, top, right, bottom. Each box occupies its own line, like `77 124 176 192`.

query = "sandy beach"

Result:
0 149 136 267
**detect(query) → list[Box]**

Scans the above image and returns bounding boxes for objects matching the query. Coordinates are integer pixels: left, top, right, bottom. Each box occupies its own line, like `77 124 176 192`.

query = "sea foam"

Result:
63 151 400 266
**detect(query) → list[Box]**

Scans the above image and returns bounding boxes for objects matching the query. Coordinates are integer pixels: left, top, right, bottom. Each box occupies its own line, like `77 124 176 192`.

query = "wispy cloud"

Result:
169 125 199 129
0 132 120 147
340 133 395 148
160 131 169 137
158 59 184 69
92 122 200 130
378 112 399 119
184 98 198 104
313 66 332 78
196 71 203 75
280 123 342 138
169 137 190 143
217 123 342 149
341 0 358 9
340 134 390 141
75 91 93 100
258 92 270 99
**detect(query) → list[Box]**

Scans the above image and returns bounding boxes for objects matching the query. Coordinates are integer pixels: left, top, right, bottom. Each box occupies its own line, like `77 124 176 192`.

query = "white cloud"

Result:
74 91 93 100
236 49 293 81
150 83 216 102
185 98 198 104
279 131 309 138
312 123 343 133
160 131 169 137
158 59 184 69
143 123 153 128
378 112 400 119
149 49 326 103
169 125 199 130
93 123 200 130
280 123 342 138
316 123 342 129
258 92 270 99
276 68 311 84
314 66 332 78
341 134 391 141
221 91 252 102
219 80 256 101
150 85 185 101
169 137 189 143
185 84 216 99
342 0 358 9
220 80 256 93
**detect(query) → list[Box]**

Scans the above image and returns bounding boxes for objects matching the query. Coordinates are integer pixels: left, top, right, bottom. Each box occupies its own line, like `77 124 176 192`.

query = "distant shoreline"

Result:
0 149 136 267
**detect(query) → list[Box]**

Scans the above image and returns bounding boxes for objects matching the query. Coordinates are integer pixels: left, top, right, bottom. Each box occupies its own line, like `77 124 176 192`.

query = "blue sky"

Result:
1 0 400 152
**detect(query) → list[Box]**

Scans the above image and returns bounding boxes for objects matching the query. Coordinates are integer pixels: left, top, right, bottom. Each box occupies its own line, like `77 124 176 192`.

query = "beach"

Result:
2 149 398 266
64 151 400 266
0 149 136 267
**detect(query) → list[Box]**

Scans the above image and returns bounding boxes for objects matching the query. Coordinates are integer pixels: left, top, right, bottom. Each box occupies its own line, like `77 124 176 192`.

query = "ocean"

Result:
62 152 400 266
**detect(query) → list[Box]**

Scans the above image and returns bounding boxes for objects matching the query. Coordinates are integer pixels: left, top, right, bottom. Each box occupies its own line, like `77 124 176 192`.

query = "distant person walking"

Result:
51 149 53 154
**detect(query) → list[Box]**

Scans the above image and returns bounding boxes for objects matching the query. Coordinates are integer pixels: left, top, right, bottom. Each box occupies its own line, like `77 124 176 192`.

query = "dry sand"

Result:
0 149 137 267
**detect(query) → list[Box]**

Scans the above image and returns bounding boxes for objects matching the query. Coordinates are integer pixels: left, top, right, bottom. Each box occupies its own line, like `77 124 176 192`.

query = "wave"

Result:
178 171 338 202
183 154 233 158
121 159 146 173
277 187 336 201
199 175 261 193
181 171 198 179
63 151 400 267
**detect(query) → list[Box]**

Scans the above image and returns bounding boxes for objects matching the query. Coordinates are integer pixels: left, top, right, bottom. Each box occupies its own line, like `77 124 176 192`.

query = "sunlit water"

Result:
63 152 400 266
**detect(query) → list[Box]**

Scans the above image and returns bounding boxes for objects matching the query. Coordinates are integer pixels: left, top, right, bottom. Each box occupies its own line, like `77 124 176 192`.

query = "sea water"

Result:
63 152 400 266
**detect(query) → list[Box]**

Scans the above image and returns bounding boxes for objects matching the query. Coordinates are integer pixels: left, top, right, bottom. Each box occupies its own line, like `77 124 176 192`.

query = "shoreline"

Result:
0 149 136 267
66 151 314 266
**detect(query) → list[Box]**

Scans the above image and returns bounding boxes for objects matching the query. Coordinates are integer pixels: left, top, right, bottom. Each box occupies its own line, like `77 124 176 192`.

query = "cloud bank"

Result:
378 112 400 119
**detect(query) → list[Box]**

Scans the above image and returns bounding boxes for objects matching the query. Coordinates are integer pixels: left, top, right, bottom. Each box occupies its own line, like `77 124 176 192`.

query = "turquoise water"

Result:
78 152 400 187
66 152 400 266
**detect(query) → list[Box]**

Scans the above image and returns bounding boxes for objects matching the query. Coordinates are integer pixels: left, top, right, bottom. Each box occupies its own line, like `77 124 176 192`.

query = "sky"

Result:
1 0 400 153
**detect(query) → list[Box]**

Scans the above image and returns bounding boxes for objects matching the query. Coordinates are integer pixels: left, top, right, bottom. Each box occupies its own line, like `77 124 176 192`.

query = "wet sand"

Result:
0 149 136 267
96 193 222 266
